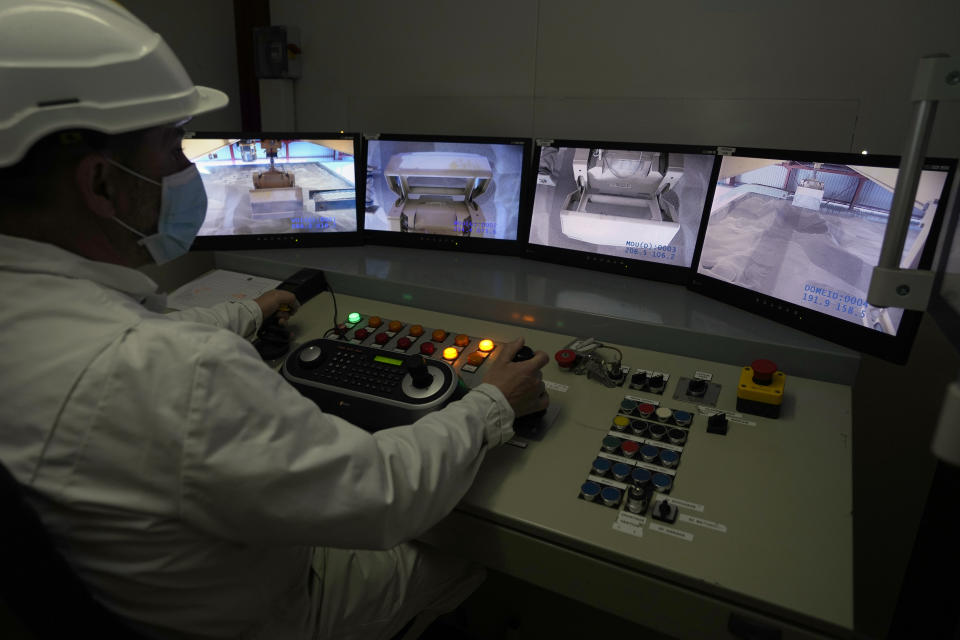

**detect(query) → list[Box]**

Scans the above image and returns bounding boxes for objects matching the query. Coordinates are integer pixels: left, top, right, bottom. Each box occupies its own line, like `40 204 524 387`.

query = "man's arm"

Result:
166 290 298 339
177 331 545 550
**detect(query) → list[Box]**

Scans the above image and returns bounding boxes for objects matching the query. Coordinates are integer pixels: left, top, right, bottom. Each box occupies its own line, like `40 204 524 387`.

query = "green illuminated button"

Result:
347 312 362 324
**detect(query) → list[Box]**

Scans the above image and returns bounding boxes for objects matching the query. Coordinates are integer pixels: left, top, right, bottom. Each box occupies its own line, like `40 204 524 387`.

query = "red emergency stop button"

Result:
555 349 577 368
751 359 778 385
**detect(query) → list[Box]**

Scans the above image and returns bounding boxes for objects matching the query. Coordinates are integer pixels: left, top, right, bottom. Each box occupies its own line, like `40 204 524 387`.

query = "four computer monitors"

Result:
689 148 956 362
362 134 532 255
186 132 362 249
182 130 957 363
525 140 719 283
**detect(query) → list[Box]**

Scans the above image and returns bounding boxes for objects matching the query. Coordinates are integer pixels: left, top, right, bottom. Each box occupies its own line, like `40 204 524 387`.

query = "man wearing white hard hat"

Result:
0 1 550 639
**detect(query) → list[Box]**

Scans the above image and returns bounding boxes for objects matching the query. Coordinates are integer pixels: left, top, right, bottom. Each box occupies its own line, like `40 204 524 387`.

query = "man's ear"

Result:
75 154 117 219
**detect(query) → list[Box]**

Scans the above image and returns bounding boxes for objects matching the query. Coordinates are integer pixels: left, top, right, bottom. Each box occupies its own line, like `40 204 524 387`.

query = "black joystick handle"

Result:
407 356 433 389
512 345 547 436
513 346 535 362
254 316 291 360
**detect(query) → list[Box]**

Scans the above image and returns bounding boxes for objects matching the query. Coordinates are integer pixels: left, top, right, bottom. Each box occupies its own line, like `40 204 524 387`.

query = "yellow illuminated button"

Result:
409 324 424 337
467 351 484 367
432 329 447 342
454 334 469 347
368 316 383 328
478 339 494 352
442 347 459 360
388 320 403 333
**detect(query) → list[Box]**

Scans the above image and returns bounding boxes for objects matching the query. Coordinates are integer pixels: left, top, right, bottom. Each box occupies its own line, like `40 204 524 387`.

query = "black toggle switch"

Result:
653 498 678 524
707 412 729 435
687 378 708 397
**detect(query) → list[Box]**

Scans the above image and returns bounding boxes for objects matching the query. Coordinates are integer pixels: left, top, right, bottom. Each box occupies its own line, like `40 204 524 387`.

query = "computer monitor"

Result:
929 175 960 353
185 132 362 250
524 140 719 283
362 134 532 255
689 148 957 363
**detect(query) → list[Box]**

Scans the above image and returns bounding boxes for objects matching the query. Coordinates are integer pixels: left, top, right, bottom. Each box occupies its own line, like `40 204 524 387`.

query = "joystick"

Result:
407 356 434 389
512 345 548 438
254 316 292 360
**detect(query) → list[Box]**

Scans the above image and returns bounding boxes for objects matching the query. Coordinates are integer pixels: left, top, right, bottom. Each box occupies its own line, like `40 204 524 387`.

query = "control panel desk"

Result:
283 291 853 640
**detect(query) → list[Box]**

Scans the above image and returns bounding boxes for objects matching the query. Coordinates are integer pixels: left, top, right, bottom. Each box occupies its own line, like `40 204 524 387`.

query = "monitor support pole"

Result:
880 55 960 640
867 54 960 311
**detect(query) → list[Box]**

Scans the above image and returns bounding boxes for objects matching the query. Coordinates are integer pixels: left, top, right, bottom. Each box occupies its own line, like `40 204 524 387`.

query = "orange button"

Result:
442 347 459 360
432 329 447 342
368 316 383 328
467 352 484 366
478 339 494 352
454 334 469 347
409 324 424 337
388 320 403 333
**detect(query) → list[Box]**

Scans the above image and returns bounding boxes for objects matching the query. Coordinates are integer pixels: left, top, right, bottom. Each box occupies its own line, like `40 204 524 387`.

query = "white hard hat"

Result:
0 0 229 168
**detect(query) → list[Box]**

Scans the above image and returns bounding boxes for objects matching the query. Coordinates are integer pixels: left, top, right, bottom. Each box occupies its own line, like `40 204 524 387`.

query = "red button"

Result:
555 349 577 368
751 359 777 384
636 403 655 417
620 440 639 456
396 337 412 350
420 342 435 355
375 333 390 345
354 328 369 341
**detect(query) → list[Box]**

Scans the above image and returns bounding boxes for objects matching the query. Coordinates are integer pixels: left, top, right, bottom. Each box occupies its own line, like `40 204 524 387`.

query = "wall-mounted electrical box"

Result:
253 26 301 79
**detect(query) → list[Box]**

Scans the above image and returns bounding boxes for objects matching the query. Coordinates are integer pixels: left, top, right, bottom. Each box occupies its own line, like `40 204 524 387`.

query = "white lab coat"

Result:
0 233 515 638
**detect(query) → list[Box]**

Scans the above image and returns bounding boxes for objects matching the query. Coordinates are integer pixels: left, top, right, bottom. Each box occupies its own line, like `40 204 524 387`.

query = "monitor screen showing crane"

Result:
362 134 531 255
184 132 361 249
689 148 957 361
524 140 718 283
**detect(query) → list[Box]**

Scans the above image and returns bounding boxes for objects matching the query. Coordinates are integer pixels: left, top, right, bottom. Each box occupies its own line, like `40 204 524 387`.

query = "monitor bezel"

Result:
187 130 363 251
521 138 720 285
687 146 958 364
361 133 533 256
928 174 960 353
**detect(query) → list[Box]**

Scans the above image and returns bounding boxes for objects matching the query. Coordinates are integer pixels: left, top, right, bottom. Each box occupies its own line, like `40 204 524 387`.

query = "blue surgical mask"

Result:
107 160 207 265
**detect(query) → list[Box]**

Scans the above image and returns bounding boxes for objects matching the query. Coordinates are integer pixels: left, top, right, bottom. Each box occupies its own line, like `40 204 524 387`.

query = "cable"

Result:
321 281 341 339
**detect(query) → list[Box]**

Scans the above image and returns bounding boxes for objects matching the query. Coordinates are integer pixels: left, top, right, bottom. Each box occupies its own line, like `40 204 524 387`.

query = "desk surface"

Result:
280 288 853 639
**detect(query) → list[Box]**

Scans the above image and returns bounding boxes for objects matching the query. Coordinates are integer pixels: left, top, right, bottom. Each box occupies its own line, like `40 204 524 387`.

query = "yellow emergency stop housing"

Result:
736 366 786 418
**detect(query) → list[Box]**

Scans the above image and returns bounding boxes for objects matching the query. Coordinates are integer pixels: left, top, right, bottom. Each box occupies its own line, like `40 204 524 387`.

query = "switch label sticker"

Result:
678 514 727 532
649 523 694 541
613 511 645 538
